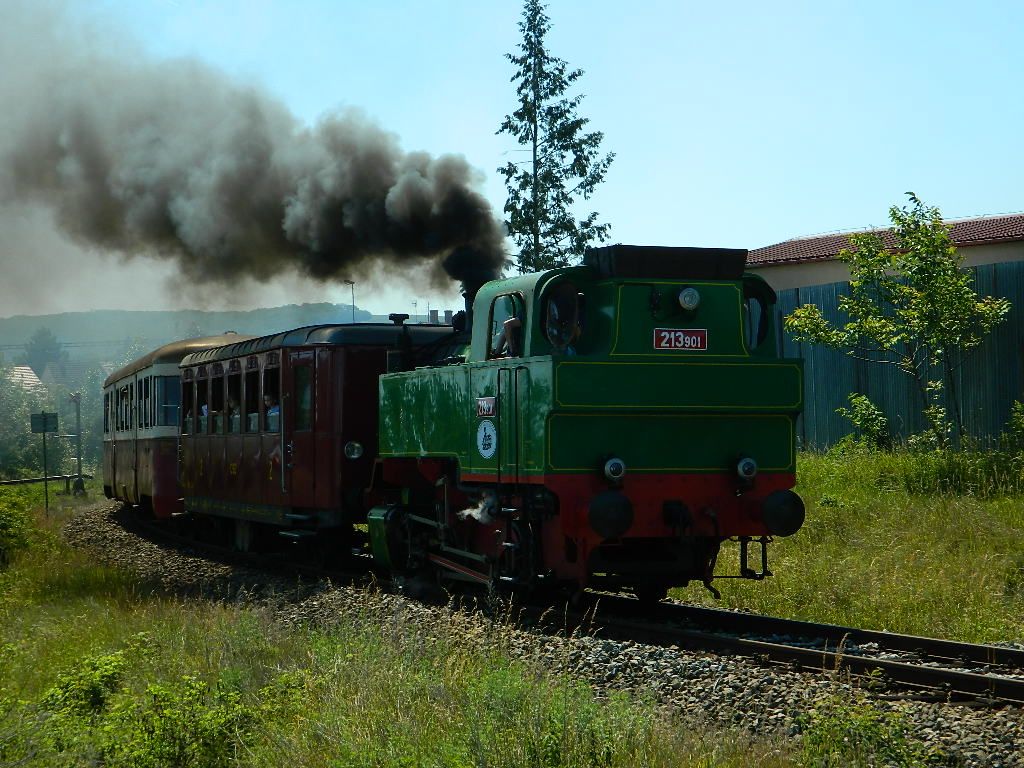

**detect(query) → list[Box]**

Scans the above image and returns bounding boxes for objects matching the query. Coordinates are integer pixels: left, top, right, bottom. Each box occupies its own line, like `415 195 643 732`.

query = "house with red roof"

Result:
749 213 1024 291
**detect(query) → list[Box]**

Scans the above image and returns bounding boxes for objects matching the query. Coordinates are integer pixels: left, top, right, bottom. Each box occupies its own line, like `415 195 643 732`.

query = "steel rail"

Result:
602 597 1024 669
576 595 1024 705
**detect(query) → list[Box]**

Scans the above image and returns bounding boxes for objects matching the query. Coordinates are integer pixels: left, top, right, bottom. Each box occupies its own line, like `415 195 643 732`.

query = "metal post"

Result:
42 431 48 515
70 392 85 495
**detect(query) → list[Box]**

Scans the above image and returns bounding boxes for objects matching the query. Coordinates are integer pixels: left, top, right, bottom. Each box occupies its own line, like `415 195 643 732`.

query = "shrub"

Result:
0 491 33 565
100 676 255 768
836 393 889 450
799 692 937 767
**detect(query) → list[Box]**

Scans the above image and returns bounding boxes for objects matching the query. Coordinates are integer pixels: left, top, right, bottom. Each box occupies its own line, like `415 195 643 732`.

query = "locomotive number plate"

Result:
653 328 708 350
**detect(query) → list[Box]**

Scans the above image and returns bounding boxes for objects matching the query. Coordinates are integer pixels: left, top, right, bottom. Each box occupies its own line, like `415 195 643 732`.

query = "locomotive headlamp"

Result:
344 441 364 460
736 457 758 480
678 287 701 311
604 457 626 482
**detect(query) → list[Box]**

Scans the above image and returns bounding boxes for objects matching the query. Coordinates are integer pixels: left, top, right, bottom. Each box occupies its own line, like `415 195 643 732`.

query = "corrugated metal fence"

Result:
776 260 1024 449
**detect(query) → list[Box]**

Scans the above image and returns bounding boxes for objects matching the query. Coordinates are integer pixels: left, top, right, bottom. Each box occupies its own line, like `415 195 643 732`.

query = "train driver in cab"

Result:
544 281 582 355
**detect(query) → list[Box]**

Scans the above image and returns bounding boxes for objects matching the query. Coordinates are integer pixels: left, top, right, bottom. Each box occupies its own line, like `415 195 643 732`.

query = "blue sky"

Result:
6 0 1024 316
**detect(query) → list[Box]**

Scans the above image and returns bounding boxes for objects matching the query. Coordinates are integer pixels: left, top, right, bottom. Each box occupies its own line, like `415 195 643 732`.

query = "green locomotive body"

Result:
372 245 805 599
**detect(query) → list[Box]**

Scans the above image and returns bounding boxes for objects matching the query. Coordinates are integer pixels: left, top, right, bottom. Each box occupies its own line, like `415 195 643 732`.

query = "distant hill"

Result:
0 303 377 362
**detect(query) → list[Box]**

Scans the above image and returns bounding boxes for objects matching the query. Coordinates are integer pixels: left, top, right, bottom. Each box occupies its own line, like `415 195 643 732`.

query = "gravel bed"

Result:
65 502 1024 766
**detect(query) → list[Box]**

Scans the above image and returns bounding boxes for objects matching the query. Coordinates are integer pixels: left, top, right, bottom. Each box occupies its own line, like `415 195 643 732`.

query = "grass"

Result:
679 447 1024 643
1 484 802 767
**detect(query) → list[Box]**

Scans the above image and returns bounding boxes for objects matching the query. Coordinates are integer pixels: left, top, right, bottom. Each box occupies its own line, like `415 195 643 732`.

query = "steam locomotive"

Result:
103 245 805 601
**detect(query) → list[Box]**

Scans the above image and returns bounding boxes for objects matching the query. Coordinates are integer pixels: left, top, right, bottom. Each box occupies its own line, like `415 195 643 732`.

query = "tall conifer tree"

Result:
498 0 614 272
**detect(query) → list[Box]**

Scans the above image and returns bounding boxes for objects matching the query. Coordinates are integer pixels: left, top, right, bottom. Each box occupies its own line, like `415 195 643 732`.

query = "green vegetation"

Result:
798 690 936 767
2 487 801 767
12 451 1008 766
497 0 615 272
785 193 1011 444
686 447 1024 642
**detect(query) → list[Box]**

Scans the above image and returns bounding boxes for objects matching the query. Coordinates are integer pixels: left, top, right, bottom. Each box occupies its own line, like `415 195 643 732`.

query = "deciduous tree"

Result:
497 0 614 272
20 326 67 377
785 194 1010 443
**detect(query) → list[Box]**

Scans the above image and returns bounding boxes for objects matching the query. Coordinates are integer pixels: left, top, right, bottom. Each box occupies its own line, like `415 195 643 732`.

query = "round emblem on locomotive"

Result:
476 419 497 459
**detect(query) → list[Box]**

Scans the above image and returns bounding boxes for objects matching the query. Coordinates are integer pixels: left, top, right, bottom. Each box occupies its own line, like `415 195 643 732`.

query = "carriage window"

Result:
263 368 280 432
294 366 313 431
227 373 242 433
181 381 193 434
244 370 260 433
489 294 524 359
196 379 208 434
143 377 150 429
211 376 225 434
103 392 109 434
129 383 135 429
157 377 180 426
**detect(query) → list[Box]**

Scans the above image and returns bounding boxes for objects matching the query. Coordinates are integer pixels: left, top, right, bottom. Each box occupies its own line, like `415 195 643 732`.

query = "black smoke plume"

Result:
0 4 506 295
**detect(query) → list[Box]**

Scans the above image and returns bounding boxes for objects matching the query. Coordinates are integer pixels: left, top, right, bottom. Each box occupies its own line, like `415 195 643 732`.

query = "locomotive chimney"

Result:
462 286 477 335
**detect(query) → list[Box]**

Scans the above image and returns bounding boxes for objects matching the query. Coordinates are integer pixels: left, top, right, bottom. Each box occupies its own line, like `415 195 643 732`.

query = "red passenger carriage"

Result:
176 322 458 550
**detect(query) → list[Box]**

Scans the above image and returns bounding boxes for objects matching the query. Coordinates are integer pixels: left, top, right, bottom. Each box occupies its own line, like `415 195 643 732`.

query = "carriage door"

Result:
283 351 316 505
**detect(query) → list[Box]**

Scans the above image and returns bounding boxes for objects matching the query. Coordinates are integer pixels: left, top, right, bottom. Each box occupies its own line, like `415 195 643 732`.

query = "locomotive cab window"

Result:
544 281 582 354
743 278 774 352
489 293 524 359
264 368 280 432
244 370 260 433
227 373 242 433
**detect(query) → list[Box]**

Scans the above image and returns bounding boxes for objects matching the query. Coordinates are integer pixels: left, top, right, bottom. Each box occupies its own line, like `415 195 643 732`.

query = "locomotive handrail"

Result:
280 391 287 495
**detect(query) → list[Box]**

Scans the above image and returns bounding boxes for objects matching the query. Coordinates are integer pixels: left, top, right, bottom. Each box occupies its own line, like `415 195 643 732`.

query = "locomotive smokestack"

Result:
0 4 506 293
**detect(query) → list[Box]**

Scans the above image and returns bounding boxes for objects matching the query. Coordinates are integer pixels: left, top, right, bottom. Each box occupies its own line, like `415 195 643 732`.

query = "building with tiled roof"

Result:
39 360 96 391
6 365 45 395
748 212 1024 291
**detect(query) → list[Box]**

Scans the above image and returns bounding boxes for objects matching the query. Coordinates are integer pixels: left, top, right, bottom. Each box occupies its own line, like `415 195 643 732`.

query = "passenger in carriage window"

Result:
264 395 280 432
227 395 241 433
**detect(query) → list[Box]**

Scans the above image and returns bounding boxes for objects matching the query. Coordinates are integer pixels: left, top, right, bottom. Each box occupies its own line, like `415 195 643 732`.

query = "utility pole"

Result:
69 392 85 495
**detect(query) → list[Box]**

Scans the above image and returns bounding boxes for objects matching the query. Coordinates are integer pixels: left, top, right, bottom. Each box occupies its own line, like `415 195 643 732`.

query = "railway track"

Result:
117 507 1024 706
569 595 1024 706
